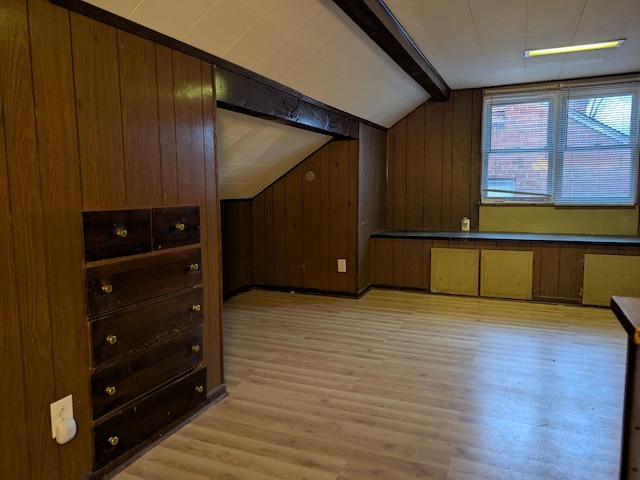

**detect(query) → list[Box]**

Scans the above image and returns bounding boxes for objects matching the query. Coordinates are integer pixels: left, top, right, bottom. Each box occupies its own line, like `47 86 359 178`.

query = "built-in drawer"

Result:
83 209 151 262
152 206 200 251
86 248 202 317
93 366 206 469
90 287 203 367
92 327 203 418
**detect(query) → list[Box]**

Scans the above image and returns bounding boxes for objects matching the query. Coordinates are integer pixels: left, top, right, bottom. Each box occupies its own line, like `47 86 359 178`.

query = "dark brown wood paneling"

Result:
424 102 444 229
387 90 481 232
357 123 387 292
406 107 426 229
221 200 253 298
173 52 206 205
201 62 223 390
392 117 408 228
118 30 162 208
441 94 454 230
71 13 126 211
393 239 405 286
252 194 266 285
347 138 359 292
451 90 473 226
320 146 332 290
401 239 425 289
0 101 30 480
28 2 93 475
263 188 275 285
422 240 433 289
285 165 304 287
536 242 561 301
371 238 394 285
303 152 322 290
329 140 351 292
558 244 586 302
156 44 179 205
4 1 59 478
272 180 287 286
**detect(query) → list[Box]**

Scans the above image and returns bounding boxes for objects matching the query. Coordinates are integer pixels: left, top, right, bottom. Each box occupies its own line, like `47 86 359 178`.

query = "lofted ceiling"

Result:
82 0 640 199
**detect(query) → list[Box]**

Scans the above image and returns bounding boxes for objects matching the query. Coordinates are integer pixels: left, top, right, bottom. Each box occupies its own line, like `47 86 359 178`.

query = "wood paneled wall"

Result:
372 237 640 303
252 138 360 294
1 1 223 478
387 89 482 230
221 200 253 298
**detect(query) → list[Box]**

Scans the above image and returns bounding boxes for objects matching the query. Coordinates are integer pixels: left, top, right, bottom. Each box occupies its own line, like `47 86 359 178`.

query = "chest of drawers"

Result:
83 206 207 471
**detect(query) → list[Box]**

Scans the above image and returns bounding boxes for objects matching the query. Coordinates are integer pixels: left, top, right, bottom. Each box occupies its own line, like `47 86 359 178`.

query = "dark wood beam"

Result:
49 0 369 137
332 0 450 102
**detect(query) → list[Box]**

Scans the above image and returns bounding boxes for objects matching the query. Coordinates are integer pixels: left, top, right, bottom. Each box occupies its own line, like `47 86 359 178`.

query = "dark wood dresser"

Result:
83 206 207 471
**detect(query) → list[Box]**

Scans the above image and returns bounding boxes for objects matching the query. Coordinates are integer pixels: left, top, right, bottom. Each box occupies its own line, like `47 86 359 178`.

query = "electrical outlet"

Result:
337 258 347 273
50 394 73 439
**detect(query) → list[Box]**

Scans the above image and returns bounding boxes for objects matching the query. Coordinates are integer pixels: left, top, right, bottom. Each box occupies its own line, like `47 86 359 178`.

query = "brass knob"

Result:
107 436 119 446
105 334 118 345
188 263 200 271
194 385 204 394
100 284 113 294
174 222 186 232
190 304 201 312
105 386 117 396
114 226 128 238
191 344 201 353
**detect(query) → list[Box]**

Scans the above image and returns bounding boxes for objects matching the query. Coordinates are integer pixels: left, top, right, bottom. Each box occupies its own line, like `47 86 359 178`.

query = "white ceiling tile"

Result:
280 52 332 91
232 0 277 16
182 0 259 55
293 8 341 53
223 20 288 70
254 38 312 80
263 0 326 35
127 0 217 39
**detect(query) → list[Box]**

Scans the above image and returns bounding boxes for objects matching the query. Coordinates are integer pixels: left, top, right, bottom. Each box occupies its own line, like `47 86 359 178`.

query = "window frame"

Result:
481 82 640 206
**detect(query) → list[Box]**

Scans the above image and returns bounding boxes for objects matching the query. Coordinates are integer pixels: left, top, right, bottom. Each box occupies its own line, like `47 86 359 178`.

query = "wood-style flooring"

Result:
113 289 627 480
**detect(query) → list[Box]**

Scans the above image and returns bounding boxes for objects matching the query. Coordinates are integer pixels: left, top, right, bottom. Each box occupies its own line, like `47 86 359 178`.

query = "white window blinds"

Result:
482 81 640 206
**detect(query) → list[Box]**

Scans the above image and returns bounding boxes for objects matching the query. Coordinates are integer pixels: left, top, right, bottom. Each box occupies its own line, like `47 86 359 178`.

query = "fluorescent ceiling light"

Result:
524 39 625 57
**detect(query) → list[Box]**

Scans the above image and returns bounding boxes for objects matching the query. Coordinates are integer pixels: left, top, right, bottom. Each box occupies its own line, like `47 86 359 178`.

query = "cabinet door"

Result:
86 248 202 317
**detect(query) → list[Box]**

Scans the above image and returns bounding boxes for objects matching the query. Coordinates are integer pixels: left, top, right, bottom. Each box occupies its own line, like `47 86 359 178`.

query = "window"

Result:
482 82 640 205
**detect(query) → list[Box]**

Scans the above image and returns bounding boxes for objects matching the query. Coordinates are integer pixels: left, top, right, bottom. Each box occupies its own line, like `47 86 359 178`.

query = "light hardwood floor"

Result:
113 289 627 480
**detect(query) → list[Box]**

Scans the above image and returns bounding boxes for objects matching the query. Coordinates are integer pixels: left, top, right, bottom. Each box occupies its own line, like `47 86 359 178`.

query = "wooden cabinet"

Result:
83 206 207 472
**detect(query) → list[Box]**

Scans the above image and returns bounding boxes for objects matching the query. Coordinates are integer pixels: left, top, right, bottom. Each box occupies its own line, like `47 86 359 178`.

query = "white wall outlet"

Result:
337 258 347 273
50 394 73 439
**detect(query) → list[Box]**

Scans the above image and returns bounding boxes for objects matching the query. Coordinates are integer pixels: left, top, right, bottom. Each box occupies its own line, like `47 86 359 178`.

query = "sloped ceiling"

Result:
80 0 640 199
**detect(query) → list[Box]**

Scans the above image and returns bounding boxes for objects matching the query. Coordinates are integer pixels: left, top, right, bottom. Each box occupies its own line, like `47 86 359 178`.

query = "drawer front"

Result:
152 206 200 251
92 328 203 419
94 366 206 469
83 209 151 262
86 248 202 317
91 287 203 367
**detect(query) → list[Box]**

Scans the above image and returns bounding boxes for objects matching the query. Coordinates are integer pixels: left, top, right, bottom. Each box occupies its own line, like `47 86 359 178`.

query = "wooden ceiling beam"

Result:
332 0 450 102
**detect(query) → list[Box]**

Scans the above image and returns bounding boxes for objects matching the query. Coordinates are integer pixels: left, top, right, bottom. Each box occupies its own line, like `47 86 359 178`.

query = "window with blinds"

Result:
482 82 640 206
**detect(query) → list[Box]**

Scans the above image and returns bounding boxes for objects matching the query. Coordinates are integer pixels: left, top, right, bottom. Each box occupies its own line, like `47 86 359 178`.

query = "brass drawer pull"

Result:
107 436 119 447
194 385 204 394
100 284 113 294
174 222 186 232
188 263 200 271
105 386 117 396
190 304 201 312
114 226 128 238
191 344 201 353
105 334 118 345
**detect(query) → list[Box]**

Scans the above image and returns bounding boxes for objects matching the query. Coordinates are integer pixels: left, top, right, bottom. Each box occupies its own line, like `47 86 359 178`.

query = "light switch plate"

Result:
337 259 347 273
